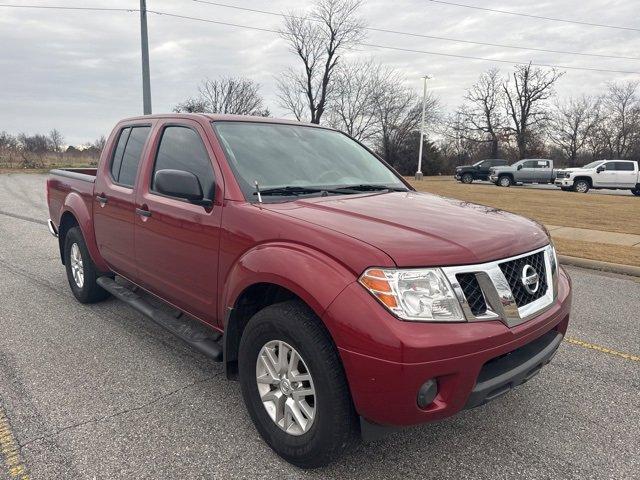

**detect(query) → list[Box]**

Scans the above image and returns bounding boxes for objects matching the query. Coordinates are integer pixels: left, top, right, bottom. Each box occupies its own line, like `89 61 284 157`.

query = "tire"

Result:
498 175 512 187
560 187 571 192
238 300 356 468
63 227 110 303
572 179 590 193
632 188 640 196
461 173 474 184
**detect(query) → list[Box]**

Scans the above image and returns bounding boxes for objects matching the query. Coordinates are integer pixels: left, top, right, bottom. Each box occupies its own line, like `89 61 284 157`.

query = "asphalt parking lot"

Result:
0 173 639 479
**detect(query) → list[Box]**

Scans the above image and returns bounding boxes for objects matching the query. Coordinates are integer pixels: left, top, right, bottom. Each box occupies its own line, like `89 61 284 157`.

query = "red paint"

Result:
47 114 572 428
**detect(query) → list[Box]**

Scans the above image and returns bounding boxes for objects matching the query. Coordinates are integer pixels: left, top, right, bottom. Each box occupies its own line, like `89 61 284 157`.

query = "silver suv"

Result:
489 159 555 187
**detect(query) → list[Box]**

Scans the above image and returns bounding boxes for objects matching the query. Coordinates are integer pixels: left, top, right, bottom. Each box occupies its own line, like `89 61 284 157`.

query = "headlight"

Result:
359 268 465 322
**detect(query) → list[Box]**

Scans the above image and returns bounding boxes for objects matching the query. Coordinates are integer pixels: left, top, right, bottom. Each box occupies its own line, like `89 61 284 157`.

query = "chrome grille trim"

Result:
442 245 557 328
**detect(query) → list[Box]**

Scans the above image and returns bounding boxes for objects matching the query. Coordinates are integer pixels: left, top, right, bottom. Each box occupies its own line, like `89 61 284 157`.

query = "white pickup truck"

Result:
554 160 640 195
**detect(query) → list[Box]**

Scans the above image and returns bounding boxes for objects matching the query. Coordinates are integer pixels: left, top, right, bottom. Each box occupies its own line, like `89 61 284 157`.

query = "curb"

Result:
559 255 640 278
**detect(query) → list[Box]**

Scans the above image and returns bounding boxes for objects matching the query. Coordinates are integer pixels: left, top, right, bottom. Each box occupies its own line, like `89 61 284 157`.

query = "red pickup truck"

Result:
47 114 571 468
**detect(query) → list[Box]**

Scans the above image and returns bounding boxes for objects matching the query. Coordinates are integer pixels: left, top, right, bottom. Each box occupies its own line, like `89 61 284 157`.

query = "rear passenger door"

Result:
94 123 152 280
612 161 637 187
134 120 223 325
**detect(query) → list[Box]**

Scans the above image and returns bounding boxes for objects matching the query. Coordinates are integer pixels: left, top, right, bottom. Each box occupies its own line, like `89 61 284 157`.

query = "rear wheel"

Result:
461 173 474 184
238 300 356 468
498 175 512 187
631 187 640 196
573 179 590 193
64 227 110 303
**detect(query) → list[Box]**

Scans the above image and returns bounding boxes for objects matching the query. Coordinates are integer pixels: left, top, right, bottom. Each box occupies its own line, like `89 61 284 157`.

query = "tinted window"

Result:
152 126 215 200
522 161 537 168
110 128 130 181
117 126 151 187
604 162 616 170
612 162 634 171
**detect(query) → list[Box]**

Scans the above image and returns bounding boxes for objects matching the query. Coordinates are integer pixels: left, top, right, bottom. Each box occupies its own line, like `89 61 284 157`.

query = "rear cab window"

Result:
109 126 151 187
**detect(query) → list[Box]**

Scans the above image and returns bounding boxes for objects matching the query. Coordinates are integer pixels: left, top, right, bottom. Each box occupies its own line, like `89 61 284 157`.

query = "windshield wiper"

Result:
333 184 408 192
255 186 346 197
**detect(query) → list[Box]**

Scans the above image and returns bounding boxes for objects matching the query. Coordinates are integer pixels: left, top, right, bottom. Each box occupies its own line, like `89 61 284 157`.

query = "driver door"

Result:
134 120 224 325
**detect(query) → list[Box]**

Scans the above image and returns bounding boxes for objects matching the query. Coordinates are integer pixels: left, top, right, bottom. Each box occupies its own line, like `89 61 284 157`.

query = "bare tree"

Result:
48 129 64 154
326 59 383 142
597 81 640 159
278 0 365 124
457 68 505 158
548 96 600 166
503 63 564 159
372 71 439 165
0 131 19 168
174 77 269 116
17 133 49 168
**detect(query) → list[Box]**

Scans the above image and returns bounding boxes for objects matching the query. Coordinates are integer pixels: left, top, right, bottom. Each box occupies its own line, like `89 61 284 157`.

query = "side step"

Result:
97 276 223 361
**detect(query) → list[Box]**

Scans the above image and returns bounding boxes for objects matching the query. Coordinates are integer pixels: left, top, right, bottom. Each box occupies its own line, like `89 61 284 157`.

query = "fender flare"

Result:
60 193 110 272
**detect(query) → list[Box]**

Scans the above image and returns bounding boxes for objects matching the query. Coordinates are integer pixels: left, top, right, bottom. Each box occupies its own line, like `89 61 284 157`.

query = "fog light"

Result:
417 379 438 408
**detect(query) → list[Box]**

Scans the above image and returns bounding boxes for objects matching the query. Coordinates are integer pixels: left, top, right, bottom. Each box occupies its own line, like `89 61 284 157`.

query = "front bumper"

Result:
489 174 498 182
326 267 571 427
555 178 572 187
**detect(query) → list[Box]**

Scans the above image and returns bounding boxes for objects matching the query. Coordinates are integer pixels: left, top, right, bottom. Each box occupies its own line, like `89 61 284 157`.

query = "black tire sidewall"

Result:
63 227 107 303
238 302 354 468
462 173 473 184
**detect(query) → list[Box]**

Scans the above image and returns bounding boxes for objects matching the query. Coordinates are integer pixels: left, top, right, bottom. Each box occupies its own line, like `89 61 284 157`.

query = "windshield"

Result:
473 160 485 167
582 161 604 169
213 122 407 201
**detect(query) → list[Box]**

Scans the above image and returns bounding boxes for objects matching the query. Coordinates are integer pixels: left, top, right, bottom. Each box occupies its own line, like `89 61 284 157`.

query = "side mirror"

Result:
517 164 523 170
154 169 211 206
596 166 605 173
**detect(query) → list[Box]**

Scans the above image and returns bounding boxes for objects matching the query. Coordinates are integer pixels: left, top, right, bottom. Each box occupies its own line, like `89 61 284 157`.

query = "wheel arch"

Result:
221 243 356 380
573 176 593 187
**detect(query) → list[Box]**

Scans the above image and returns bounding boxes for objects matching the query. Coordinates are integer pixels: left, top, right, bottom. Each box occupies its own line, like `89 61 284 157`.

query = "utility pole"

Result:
415 75 432 181
140 0 152 115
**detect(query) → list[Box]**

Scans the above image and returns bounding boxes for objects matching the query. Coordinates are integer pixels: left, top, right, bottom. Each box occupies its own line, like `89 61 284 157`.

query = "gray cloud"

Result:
0 0 638 144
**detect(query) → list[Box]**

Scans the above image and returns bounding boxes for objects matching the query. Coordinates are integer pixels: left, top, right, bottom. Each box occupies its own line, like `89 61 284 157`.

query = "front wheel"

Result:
238 300 356 468
64 227 110 303
573 179 590 193
461 173 474 184
498 175 512 187
631 187 640 196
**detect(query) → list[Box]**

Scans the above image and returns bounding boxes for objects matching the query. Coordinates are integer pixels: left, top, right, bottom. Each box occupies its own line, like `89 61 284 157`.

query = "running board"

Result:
97 276 223 361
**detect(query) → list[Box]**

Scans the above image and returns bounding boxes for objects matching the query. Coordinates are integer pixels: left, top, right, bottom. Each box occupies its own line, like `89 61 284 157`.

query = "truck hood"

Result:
266 191 549 267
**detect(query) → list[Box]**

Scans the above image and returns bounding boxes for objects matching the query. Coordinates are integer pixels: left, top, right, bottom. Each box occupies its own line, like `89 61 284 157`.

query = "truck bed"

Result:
47 168 97 229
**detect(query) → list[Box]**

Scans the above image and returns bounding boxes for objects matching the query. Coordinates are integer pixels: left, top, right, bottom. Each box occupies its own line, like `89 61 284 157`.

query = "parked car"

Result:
555 160 640 194
489 159 555 187
46 114 572 468
454 159 508 183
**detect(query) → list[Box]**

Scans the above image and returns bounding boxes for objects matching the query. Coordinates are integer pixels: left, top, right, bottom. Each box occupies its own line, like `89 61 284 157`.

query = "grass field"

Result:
409 177 640 267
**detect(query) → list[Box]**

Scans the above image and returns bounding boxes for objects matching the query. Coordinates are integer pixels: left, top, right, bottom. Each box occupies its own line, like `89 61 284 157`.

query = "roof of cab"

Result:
118 113 327 129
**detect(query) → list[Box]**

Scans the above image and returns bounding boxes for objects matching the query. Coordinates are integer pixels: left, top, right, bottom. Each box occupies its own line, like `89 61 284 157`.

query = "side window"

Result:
110 128 130 181
615 162 634 171
604 162 616 171
151 126 215 200
522 160 536 168
118 126 151 187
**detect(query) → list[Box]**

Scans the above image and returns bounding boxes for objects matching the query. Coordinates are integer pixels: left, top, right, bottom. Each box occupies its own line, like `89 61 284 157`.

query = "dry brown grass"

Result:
554 238 640 267
408 177 640 236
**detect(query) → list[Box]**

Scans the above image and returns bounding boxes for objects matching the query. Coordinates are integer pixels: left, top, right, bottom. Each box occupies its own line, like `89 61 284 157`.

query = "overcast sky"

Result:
0 0 638 145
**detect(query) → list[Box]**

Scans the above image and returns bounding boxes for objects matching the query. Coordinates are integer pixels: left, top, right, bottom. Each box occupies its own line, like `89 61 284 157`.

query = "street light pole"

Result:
140 0 152 115
415 75 432 181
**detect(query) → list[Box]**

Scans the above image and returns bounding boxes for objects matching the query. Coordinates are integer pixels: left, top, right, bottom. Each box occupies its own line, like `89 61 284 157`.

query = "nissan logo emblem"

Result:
521 265 540 294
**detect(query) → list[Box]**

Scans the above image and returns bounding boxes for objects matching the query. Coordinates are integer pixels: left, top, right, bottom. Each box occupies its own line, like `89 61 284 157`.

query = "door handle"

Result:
96 194 108 205
135 207 152 218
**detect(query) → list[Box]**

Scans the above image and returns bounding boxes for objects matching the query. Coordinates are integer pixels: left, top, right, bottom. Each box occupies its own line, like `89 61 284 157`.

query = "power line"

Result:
1 3 638 75
424 0 640 33
191 0 640 61
0 3 137 13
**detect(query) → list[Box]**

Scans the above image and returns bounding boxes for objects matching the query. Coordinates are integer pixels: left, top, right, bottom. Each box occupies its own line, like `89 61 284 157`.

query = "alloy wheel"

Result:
256 340 316 436
70 243 84 288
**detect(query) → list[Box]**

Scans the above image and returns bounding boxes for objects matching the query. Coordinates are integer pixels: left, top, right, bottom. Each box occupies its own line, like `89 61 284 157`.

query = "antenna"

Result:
254 180 262 203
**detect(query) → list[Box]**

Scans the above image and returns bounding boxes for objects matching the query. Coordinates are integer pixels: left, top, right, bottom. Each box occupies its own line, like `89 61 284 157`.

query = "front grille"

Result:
456 273 487 316
556 171 567 178
499 251 547 307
